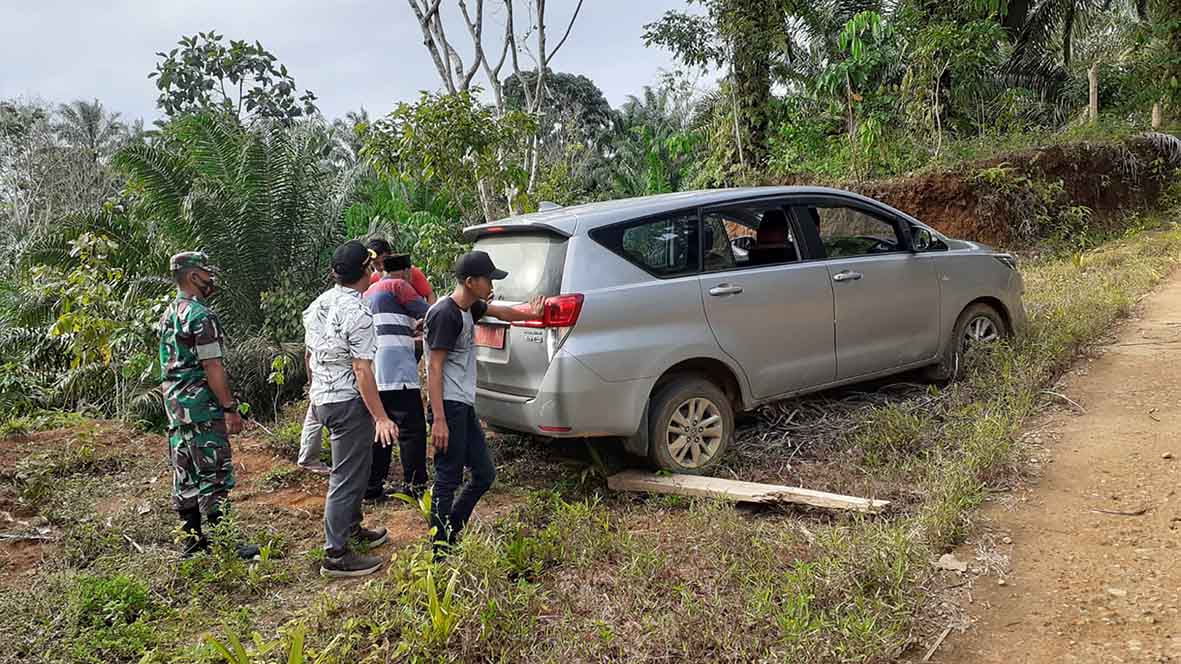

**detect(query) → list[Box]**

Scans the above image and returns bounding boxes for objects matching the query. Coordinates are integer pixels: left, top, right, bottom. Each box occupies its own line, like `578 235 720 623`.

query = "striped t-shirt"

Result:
363 277 430 390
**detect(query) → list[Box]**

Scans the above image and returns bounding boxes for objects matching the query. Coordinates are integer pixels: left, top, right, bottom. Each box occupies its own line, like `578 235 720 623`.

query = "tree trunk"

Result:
1153 102 1163 129
476 179 496 224
1088 62 1099 125
727 0 775 169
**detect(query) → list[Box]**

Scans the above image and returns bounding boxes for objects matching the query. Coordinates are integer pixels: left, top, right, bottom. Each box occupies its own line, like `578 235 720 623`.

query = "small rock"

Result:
998 578 1008 586
1003 536 1013 545
1107 587 1129 598
28 516 48 528
935 553 969 573
137 503 151 515
1164 453 1174 460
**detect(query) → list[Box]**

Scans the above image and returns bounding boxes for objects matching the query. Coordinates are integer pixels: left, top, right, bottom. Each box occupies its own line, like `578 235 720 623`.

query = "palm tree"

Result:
113 111 362 335
54 99 127 161
1004 0 1154 96
329 108 371 165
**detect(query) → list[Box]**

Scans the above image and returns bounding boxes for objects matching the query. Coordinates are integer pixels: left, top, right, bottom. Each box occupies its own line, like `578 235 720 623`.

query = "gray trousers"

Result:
313 397 374 553
298 404 323 465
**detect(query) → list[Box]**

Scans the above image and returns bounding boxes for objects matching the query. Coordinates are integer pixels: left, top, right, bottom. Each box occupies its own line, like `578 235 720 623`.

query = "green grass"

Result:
2 210 1180 663
0 410 90 439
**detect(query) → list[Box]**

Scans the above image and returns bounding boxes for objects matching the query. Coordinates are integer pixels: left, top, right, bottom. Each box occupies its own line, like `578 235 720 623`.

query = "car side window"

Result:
703 204 799 271
806 205 904 258
593 213 699 277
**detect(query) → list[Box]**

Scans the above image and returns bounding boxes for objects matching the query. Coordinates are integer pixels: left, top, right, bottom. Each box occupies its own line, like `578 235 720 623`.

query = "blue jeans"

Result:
430 401 495 545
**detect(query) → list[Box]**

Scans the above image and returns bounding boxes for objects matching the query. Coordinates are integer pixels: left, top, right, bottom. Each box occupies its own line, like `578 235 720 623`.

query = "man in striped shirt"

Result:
364 254 431 501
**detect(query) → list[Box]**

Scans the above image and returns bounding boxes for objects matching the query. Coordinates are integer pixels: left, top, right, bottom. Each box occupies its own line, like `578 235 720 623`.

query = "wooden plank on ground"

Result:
606 470 889 513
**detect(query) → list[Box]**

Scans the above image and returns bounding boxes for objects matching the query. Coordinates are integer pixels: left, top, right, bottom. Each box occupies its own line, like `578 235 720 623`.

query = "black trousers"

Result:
430 400 495 545
366 387 429 497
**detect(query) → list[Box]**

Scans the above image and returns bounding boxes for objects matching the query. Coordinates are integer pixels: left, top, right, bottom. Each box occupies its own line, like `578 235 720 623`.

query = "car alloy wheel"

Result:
665 397 725 469
963 315 1000 346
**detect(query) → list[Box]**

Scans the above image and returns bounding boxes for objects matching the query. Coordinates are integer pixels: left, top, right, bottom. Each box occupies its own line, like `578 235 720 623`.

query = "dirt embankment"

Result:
788 135 1179 247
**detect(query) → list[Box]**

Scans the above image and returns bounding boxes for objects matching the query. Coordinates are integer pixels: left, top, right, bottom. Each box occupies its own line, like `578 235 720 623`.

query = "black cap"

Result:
332 240 374 276
453 250 507 280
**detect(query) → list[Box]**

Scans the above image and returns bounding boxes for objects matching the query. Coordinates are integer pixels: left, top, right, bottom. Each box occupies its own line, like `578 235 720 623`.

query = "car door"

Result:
698 201 836 399
791 200 940 381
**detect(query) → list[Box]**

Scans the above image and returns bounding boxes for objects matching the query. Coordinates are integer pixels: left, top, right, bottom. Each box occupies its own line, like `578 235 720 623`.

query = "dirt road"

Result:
940 272 1181 662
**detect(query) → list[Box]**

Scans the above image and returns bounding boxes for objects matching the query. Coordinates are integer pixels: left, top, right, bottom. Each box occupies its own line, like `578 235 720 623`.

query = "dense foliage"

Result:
1 3 1179 427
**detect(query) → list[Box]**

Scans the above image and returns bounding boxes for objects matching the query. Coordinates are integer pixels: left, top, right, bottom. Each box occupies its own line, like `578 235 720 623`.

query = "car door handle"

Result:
708 284 744 296
832 270 863 282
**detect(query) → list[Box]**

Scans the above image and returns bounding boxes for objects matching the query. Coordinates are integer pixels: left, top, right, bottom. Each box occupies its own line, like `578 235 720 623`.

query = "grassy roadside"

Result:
2 209 1181 663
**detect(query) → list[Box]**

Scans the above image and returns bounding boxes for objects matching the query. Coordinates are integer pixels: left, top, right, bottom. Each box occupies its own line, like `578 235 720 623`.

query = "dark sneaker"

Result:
298 462 331 476
320 550 384 578
352 525 389 548
398 484 427 502
235 544 262 561
182 536 210 558
363 489 390 504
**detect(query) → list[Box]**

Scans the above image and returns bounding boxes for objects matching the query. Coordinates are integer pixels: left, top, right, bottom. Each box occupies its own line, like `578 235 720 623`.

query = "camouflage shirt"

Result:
159 294 226 428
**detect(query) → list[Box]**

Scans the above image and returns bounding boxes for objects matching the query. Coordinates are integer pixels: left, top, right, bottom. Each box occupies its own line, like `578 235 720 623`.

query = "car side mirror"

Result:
911 227 933 252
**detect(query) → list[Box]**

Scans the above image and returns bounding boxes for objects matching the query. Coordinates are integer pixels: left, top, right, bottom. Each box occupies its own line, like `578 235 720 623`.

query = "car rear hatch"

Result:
467 224 578 399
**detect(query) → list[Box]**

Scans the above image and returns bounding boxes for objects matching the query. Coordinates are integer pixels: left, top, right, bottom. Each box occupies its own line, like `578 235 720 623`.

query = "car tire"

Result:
647 376 734 475
925 303 1007 382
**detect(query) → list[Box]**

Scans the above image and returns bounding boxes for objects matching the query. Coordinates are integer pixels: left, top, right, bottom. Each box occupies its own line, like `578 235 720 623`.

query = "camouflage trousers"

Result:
168 419 235 514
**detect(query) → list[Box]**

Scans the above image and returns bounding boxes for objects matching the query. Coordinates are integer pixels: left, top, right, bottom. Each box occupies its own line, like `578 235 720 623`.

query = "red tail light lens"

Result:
512 294 584 328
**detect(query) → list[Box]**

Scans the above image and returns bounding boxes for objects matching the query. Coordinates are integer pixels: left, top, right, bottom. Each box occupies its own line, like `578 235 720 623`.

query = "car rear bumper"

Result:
475 350 650 438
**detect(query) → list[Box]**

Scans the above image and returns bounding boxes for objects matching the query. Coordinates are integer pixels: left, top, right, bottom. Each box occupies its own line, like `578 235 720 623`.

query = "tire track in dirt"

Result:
939 271 1181 663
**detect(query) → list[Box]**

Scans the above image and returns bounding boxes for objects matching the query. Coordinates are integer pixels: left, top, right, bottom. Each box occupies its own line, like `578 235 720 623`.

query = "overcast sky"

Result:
0 0 707 123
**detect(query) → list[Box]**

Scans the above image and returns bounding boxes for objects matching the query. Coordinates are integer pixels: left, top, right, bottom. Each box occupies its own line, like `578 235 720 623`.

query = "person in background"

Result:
296 381 330 475
424 251 542 557
303 240 399 577
159 252 259 560
363 254 431 502
366 238 437 304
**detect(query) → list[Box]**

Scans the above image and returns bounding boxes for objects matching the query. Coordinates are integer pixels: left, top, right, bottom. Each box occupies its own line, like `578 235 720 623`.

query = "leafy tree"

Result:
343 177 465 288
0 99 125 269
504 70 613 138
150 31 318 124
363 90 536 223
644 0 784 168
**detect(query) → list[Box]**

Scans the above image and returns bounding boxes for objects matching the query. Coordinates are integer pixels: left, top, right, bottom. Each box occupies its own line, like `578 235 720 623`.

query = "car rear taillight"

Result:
512 294 584 328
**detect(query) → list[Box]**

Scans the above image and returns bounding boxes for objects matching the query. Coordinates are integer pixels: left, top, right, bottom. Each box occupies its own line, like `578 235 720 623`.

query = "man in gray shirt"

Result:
424 251 541 555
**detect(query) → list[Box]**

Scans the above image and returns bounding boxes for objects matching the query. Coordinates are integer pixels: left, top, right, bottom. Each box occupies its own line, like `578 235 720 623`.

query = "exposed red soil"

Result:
0 421 531 585
775 137 1175 246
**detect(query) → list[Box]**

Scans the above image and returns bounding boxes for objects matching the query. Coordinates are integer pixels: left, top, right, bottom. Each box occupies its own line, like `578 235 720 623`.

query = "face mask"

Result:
193 272 218 299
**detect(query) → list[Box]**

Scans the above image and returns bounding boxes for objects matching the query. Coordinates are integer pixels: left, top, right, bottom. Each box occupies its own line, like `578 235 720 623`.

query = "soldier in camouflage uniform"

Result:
160 252 256 558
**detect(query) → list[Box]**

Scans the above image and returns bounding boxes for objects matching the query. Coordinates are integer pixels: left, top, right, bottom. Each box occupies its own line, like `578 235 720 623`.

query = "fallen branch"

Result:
122 533 144 554
922 626 953 662
1042 390 1086 413
1116 338 1181 347
1091 506 1150 516
0 532 51 541
607 470 889 513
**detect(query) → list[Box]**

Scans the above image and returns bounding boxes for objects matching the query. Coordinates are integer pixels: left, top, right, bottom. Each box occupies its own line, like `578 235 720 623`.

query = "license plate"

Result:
475 324 505 349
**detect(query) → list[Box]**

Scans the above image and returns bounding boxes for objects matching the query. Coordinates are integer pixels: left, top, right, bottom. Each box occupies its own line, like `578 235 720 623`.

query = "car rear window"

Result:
474 233 568 301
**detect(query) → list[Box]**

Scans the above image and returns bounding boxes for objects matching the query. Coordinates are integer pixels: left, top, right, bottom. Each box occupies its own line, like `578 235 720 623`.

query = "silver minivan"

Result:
467 187 1025 473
